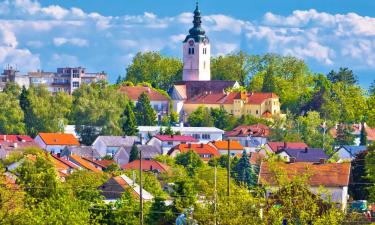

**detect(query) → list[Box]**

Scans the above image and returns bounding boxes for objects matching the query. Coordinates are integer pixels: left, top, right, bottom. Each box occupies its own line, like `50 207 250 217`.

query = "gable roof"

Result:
225 124 270 138
173 80 236 99
0 135 38 155
121 159 169 173
119 85 169 102
115 175 154 200
169 143 220 160
153 135 198 142
339 145 367 157
0 135 33 142
50 154 79 170
281 148 329 162
93 136 139 147
69 155 102 173
117 145 161 159
210 140 244 150
184 92 278 105
62 146 101 159
83 158 115 169
267 142 308 153
259 162 351 187
247 93 278 104
37 133 79 146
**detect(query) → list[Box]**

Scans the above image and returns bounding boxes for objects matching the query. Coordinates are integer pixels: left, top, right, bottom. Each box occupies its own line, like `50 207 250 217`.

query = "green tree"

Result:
129 144 139 163
3 82 21 97
233 150 257 188
349 151 370 200
125 51 183 91
360 123 368 146
369 80 375 96
365 144 375 202
210 106 231 130
147 197 174 225
134 92 157 126
327 67 357 85
335 123 355 146
175 150 204 176
187 106 214 127
0 92 26 134
261 64 276 93
121 101 138 135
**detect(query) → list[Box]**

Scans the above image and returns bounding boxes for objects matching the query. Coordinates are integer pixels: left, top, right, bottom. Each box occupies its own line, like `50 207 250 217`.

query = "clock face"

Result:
188 40 194 46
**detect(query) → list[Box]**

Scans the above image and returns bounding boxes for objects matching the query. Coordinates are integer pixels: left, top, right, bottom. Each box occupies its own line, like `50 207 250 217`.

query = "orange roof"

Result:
50 156 70 171
118 85 169 102
38 133 79 146
82 158 115 169
262 111 273 118
247 92 278 104
69 155 102 173
169 143 220 161
121 159 169 173
259 162 351 187
210 140 244 150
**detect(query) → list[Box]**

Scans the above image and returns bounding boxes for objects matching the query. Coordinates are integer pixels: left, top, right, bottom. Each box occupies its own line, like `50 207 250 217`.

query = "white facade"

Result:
183 38 210 81
147 137 198 155
34 135 69 154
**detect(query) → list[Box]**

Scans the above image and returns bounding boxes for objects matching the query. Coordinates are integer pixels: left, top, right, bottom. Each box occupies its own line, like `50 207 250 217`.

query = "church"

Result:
170 3 281 122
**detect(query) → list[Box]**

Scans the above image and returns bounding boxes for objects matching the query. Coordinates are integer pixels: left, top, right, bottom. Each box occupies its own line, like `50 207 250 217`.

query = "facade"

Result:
138 126 224 144
34 133 80 154
146 134 199 155
335 145 367 161
118 85 170 122
61 146 101 160
113 145 160 165
258 162 351 210
92 136 139 157
225 124 269 152
168 143 220 161
121 159 169 173
0 66 30 90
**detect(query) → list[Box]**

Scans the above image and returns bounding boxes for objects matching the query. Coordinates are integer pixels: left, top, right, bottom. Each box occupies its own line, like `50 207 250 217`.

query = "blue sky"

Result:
0 0 374 87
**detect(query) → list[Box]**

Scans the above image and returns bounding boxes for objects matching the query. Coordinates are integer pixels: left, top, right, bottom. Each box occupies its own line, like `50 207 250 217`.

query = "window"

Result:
188 47 195 55
203 48 207 54
202 134 211 140
72 73 80 78
192 134 201 139
72 82 80 88
203 154 211 158
167 141 173 146
256 110 259 114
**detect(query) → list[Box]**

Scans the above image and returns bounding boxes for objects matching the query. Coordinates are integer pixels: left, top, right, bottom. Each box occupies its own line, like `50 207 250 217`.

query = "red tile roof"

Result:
118 85 169 101
0 135 38 153
83 158 115 169
185 92 278 105
38 133 79 146
154 135 198 142
259 162 351 187
225 124 270 138
0 135 33 142
121 159 169 173
69 155 102 173
210 140 244 150
267 142 308 153
50 154 79 169
248 93 278 104
169 143 220 161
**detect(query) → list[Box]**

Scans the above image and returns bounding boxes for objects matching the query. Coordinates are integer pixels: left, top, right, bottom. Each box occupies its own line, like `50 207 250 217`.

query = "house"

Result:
34 133 79 154
147 134 198 155
61 146 101 160
113 145 160 165
98 175 154 202
121 159 169 173
0 135 38 159
262 142 308 155
168 143 220 161
138 126 224 144
209 140 244 156
225 124 269 151
92 136 139 157
68 154 102 173
258 162 351 210
50 153 79 176
330 123 375 146
335 145 367 161
276 148 329 163
82 158 116 170
119 85 170 122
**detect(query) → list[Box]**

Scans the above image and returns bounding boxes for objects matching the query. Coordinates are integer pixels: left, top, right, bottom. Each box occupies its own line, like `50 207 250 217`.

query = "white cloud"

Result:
0 46 40 71
53 37 89 47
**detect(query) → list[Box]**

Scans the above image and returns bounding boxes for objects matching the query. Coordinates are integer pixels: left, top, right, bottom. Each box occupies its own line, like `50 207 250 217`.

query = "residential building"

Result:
82 158 115 170
61 146 101 160
276 147 329 163
258 162 351 210
0 135 38 159
118 85 170 122
335 145 367 161
147 134 199 154
209 140 244 156
113 145 160 165
0 66 30 90
98 175 154 202
50 153 78 176
68 154 102 173
262 142 308 155
34 133 80 154
92 136 139 157
121 159 169 173
330 123 375 146
168 143 220 161
138 126 224 144
225 124 269 151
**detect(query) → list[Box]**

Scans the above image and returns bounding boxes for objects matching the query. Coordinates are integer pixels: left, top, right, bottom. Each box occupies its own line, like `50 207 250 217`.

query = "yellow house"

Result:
183 91 281 119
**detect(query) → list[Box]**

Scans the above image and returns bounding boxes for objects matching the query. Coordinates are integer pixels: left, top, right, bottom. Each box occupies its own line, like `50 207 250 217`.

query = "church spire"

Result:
183 1 208 43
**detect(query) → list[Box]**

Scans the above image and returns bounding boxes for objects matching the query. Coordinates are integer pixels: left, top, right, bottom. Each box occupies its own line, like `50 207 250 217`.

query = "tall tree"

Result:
349 151 370 200
121 101 138 136
129 144 139 163
365 144 375 202
233 150 257 188
175 150 204 176
360 123 368 146
187 106 214 127
0 92 25 134
369 80 375 96
335 124 355 146
210 106 231 130
261 64 276 93
327 67 357 85
134 92 157 126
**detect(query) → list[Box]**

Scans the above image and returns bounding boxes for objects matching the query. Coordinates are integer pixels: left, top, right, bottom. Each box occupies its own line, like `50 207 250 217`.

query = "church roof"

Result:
183 2 209 43
173 80 236 100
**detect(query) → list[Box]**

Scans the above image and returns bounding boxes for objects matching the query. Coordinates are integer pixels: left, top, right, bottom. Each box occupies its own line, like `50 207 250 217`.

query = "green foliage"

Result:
175 150 204 176
233 150 257 188
147 197 175 225
349 151 370 200
327 67 357 85
154 154 175 166
135 92 157 126
360 123 368 146
0 92 26 134
125 51 183 91
335 123 355 146
129 144 139 163
3 81 21 96
121 101 138 136
365 144 375 202
210 106 231 130
187 106 214 127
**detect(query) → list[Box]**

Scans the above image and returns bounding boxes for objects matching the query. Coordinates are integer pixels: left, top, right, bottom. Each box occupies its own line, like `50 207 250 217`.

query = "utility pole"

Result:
139 150 143 225
214 166 217 225
227 139 230 197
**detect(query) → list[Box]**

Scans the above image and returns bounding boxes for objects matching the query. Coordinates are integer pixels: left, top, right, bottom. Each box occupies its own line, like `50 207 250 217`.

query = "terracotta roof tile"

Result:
38 133 79 146
210 140 244 150
225 124 270 138
259 162 351 187
69 155 102 173
83 158 115 169
169 143 220 161
248 92 278 104
174 80 236 99
121 159 169 173
118 85 169 101
154 135 198 142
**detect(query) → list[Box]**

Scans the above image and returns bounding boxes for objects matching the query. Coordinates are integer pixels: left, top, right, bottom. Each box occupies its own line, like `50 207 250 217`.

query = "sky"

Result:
0 0 374 87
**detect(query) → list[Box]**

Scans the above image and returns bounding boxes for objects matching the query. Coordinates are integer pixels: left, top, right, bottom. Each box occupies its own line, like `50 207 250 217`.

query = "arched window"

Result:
188 47 195 55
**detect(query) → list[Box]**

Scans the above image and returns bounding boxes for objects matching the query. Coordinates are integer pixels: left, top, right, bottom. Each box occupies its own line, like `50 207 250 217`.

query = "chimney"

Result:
188 143 192 148
200 143 204 148
57 153 61 158
289 157 296 163
319 158 326 164
304 147 308 153
171 134 174 138
283 142 287 149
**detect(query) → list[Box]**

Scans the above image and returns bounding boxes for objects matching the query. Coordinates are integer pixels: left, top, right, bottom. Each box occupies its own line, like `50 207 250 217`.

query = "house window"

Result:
167 141 173 146
202 134 210 140
188 47 195 55
192 134 201 139
256 110 259 114
73 73 80 78
72 82 80 88
202 154 211 158
204 61 206 69
203 48 207 54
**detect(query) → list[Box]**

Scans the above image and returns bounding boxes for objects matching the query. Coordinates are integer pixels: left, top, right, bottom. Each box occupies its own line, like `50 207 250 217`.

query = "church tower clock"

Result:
182 2 211 81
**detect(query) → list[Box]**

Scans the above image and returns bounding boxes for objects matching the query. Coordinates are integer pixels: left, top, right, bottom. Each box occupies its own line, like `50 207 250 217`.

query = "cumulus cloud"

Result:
53 38 89 47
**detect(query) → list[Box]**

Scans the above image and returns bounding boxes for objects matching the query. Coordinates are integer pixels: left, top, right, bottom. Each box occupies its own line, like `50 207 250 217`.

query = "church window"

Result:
203 48 207 54
188 47 195 55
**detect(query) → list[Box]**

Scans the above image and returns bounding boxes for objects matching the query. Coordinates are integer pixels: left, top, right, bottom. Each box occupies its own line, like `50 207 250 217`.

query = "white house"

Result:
258 162 351 210
34 133 80 154
335 145 367 161
138 126 224 144
147 134 199 155
224 124 269 152
92 136 139 157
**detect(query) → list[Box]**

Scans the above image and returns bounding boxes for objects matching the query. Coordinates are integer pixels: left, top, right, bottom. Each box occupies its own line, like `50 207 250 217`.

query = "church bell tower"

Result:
182 2 211 81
